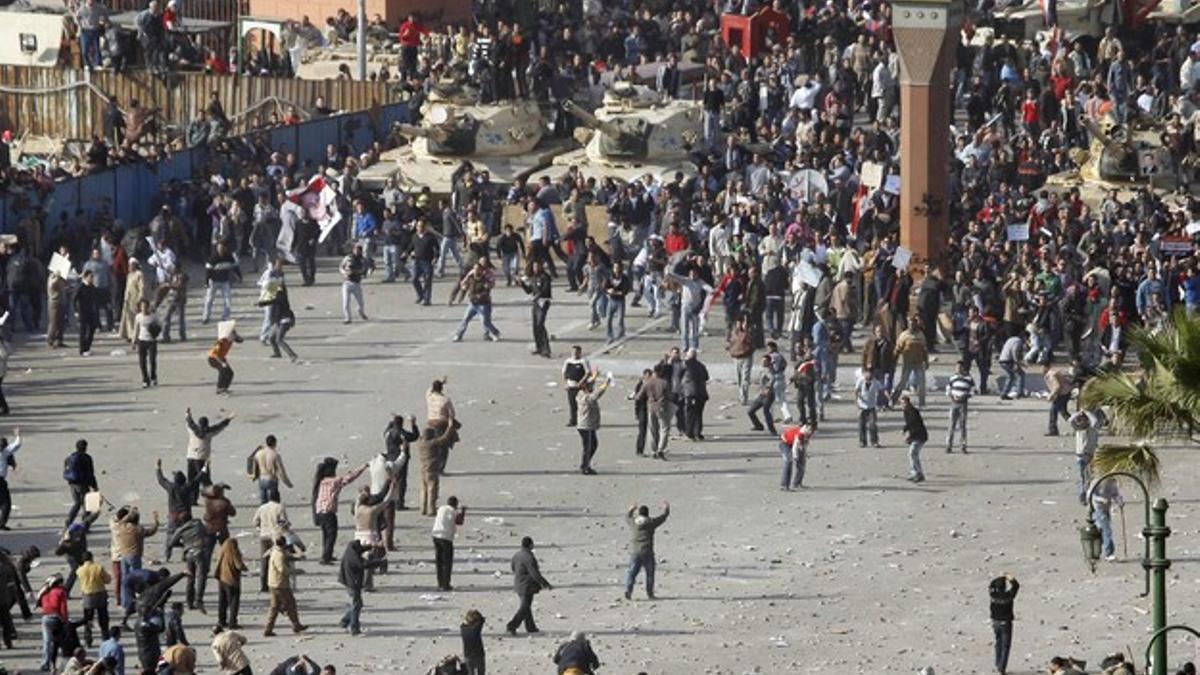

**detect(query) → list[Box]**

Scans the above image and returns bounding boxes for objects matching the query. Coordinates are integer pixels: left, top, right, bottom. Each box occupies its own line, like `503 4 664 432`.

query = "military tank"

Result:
360 84 567 195
1045 111 1176 207
553 82 703 184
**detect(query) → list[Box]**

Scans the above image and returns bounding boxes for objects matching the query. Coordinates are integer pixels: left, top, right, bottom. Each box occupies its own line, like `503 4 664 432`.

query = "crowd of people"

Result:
0 0 1198 670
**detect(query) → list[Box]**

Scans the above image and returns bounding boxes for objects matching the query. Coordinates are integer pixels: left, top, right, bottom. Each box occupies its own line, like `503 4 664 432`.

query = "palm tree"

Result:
1079 310 1200 486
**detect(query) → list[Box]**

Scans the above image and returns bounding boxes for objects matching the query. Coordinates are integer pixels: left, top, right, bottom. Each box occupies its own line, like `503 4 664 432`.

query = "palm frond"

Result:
1081 368 1200 439
1090 443 1162 488
1129 311 1200 392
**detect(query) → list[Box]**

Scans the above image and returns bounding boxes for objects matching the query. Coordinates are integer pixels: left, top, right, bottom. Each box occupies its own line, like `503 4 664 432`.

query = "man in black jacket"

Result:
202 242 239 324
74 271 102 356
681 349 709 441
64 438 98 527
505 537 551 635
519 262 553 358
411 220 439 306
295 215 320 286
338 541 385 635
383 414 419 511
901 395 928 483
553 631 600 674
989 574 1019 675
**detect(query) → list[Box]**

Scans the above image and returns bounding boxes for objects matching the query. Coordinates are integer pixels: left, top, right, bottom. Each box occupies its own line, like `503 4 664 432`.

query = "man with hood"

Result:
623 500 669 600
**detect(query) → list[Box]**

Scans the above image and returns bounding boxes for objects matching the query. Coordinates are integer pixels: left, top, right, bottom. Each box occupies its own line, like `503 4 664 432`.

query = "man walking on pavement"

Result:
997 331 1027 400
0 428 22 530
855 368 883 448
262 536 306 637
636 365 672 459
201 242 238 324
410 219 438 306
1072 411 1098 504
338 540 385 636
505 536 551 635
1044 360 1073 436
431 497 465 591
1089 475 1122 561
681 349 709 441
624 500 669 600
184 409 233 503
561 345 590 427
520 261 553 357
892 319 929 407
452 260 501 342
901 395 928 482
989 574 1020 675
339 243 369 324
946 360 976 453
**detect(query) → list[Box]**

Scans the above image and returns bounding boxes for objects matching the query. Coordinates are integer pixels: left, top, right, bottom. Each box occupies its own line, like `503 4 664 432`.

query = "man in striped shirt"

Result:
945 361 975 454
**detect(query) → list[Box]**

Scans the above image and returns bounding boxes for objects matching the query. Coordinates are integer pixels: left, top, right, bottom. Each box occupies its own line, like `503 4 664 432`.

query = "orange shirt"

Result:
208 338 232 361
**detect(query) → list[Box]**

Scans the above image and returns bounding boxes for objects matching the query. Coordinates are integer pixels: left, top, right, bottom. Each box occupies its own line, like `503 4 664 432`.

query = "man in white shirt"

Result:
252 494 290 592
431 496 465 591
0 428 21 530
367 451 399 549
149 240 177 287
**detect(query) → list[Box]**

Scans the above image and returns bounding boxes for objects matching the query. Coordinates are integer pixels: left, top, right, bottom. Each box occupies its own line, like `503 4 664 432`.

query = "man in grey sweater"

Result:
624 500 669 600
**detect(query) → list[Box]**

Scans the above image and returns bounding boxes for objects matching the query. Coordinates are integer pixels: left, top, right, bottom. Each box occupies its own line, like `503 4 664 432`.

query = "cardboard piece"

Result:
891 246 912 271
48 252 72 278
217 320 237 340
1006 223 1030 242
84 491 102 513
860 161 884 190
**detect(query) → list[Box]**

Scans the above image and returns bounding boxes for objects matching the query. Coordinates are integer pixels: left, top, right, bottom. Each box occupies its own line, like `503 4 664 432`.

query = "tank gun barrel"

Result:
397 123 452 144
562 100 628 142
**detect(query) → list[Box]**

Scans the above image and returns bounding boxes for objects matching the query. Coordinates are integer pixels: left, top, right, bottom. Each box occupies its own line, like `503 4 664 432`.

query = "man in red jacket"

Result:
398 14 427 78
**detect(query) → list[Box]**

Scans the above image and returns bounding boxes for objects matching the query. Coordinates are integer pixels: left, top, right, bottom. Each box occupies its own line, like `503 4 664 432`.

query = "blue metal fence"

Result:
0 102 410 237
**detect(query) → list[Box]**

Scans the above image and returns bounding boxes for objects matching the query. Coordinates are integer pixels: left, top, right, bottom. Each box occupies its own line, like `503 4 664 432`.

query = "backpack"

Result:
245 446 261 478
62 452 80 483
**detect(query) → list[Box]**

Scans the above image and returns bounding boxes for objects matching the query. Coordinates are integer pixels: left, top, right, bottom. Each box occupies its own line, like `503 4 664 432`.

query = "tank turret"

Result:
360 98 570 195
562 100 650 158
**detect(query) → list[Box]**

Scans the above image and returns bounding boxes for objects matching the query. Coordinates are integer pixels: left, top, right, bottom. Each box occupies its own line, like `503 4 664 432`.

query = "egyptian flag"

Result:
850 183 871 238
286 174 343 244
1040 0 1058 27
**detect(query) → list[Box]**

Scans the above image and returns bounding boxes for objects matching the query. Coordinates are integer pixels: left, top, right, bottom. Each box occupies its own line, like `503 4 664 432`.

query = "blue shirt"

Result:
99 637 125 675
353 212 378 239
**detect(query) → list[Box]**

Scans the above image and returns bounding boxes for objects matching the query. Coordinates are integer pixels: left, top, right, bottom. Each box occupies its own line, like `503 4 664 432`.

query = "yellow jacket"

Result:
77 560 111 595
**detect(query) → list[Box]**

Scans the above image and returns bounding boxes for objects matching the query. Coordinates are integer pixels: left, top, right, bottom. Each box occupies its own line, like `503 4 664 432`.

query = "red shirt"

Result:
1021 100 1039 124
398 19 427 48
1050 74 1074 100
206 55 229 75
40 586 67 620
664 232 689 256
780 426 809 446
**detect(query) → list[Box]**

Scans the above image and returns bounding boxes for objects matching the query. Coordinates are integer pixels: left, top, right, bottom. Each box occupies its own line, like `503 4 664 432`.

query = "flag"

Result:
276 200 304 264
850 183 870 237
1039 0 1057 26
287 175 343 245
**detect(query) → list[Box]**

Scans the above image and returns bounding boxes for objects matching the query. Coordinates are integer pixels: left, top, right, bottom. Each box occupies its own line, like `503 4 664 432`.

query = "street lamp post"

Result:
1080 472 1171 675
1145 625 1200 675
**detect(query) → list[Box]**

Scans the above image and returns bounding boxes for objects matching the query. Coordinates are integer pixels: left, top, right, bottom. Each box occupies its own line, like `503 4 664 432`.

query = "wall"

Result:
0 66 396 141
246 0 472 27
0 13 66 67
0 101 411 239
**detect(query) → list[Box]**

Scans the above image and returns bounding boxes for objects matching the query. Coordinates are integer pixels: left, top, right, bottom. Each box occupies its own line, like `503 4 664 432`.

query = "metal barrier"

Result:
0 101 410 237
